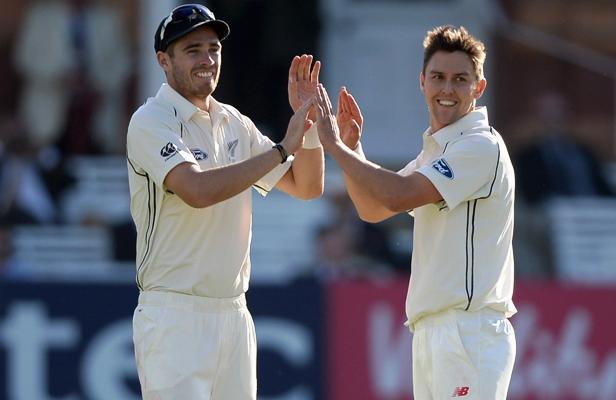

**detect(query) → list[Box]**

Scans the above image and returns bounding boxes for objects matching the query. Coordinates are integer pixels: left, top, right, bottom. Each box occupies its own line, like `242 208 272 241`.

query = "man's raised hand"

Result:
288 55 320 119
314 84 342 151
281 98 315 156
336 87 363 150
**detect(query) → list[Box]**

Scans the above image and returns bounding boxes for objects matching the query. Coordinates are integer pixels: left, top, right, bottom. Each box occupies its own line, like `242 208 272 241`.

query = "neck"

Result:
166 82 212 111
192 96 210 111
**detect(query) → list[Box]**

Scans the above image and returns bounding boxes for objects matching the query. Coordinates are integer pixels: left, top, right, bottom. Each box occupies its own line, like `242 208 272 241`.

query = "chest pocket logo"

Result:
432 158 454 179
191 148 208 161
227 139 239 159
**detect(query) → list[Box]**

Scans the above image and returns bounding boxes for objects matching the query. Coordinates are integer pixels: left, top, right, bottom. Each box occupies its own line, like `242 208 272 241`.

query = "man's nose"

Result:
441 79 454 94
199 54 215 66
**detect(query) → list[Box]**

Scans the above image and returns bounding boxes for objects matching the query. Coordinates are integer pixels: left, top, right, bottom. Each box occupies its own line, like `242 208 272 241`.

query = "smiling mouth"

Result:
437 99 456 107
195 71 214 79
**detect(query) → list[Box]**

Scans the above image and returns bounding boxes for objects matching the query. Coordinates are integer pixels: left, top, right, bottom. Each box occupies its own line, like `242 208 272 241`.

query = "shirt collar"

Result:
157 83 229 123
208 97 230 126
427 106 490 148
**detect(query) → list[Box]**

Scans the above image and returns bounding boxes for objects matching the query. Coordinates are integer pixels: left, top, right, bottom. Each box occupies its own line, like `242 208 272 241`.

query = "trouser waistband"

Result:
138 291 247 312
413 308 507 331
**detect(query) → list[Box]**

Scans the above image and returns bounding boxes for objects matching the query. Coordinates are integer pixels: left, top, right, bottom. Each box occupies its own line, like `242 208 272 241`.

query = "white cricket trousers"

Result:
411 308 516 400
133 291 257 400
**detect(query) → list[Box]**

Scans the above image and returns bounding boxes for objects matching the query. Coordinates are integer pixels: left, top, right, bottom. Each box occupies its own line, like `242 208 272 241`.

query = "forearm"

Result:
342 145 396 222
288 146 324 199
313 83 438 215
274 142 323 200
329 142 407 213
171 147 284 208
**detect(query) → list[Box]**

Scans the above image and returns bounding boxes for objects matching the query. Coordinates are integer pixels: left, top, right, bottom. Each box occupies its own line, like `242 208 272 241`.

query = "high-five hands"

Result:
336 87 363 150
281 99 315 156
313 84 364 153
313 84 341 152
288 55 321 121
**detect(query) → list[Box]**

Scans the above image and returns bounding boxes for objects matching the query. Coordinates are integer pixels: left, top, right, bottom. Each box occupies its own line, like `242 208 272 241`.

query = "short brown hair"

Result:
423 25 486 80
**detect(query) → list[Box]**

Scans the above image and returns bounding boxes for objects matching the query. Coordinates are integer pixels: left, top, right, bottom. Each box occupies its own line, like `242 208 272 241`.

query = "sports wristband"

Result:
302 124 321 149
354 142 364 156
272 143 289 163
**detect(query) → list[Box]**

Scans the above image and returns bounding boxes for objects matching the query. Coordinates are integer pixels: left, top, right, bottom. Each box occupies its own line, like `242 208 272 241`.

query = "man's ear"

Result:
157 51 171 72
474 78 487 100
419 72 425 93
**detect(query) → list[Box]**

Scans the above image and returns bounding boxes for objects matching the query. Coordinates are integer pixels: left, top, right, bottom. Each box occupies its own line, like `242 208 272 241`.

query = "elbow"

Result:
358 212 384 224
296 189 323 201
295 181 324 200
382 194 404 214
178 190 217 209
182 197 211 209
306 182 325 200
382 190 416 215
387 202 410 215
192 199 216 209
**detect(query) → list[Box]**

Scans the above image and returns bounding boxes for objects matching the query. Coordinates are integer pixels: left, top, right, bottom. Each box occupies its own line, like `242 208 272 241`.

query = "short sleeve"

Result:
243 115 291 196
398 158 418 177
398 158 419 217
126 115 197 189
416 135 499 210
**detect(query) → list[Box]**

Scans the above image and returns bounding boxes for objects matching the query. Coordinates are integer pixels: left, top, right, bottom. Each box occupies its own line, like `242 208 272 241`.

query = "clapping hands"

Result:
288 55 320 121
314 84 364 152
336 87 363 150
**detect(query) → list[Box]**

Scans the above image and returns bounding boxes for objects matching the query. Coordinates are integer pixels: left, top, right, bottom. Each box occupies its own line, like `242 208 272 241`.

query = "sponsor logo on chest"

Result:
191 148 208 160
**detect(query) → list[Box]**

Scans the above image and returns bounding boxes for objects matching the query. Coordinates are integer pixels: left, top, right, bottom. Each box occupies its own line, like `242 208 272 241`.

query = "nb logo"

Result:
432 158 454 179
452 386 470 397
160 142 178 159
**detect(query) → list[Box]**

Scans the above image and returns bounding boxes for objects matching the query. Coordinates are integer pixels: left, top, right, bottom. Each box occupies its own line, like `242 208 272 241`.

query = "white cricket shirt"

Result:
126 84 290 298
398 107 517 328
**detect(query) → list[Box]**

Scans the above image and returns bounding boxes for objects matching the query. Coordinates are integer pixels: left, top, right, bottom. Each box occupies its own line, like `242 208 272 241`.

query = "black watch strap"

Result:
272 143 288 164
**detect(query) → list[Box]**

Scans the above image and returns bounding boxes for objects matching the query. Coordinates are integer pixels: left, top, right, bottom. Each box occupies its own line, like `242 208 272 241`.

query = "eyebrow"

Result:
429 70 471 76
181 40 221 51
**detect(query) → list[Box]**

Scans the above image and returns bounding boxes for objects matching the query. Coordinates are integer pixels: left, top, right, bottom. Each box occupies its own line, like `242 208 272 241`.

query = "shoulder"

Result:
449 127 499 156
128 98 178 135
216 101 255 128
217 101 242 117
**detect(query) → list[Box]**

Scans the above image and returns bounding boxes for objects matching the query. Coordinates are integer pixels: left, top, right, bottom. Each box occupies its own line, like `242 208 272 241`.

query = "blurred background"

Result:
0 0 615 399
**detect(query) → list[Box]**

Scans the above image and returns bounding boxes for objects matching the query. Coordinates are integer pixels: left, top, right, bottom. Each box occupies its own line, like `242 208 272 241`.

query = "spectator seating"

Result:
61 156 131 224
251 190 329 284
11 225 132 281
548 197 616 283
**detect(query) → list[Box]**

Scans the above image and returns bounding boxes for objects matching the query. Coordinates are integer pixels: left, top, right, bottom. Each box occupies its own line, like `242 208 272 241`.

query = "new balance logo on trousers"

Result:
452 386 470 397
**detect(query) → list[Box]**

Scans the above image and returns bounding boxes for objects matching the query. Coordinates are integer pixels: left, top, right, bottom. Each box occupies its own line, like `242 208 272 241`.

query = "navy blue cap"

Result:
154 4 230 52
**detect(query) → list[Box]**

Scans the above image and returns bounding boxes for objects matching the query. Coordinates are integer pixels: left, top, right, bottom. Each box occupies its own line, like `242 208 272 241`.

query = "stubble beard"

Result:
172 67 217 104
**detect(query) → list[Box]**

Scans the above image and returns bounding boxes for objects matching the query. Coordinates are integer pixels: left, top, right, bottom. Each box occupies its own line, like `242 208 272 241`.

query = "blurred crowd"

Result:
512 91 615 279
1 0 615 283
0 0 136 278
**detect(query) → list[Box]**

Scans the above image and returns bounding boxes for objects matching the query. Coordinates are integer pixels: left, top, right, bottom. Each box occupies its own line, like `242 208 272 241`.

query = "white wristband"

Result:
302 124 321 149
354 142 365 157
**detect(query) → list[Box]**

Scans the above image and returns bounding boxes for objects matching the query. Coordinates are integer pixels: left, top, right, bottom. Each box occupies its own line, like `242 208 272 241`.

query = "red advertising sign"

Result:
510 282 616 400
327 279 411 400
326 279 616 400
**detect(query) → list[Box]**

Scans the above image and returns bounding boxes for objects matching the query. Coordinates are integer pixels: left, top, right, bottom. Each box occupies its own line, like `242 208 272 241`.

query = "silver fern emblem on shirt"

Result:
227 139 239 159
